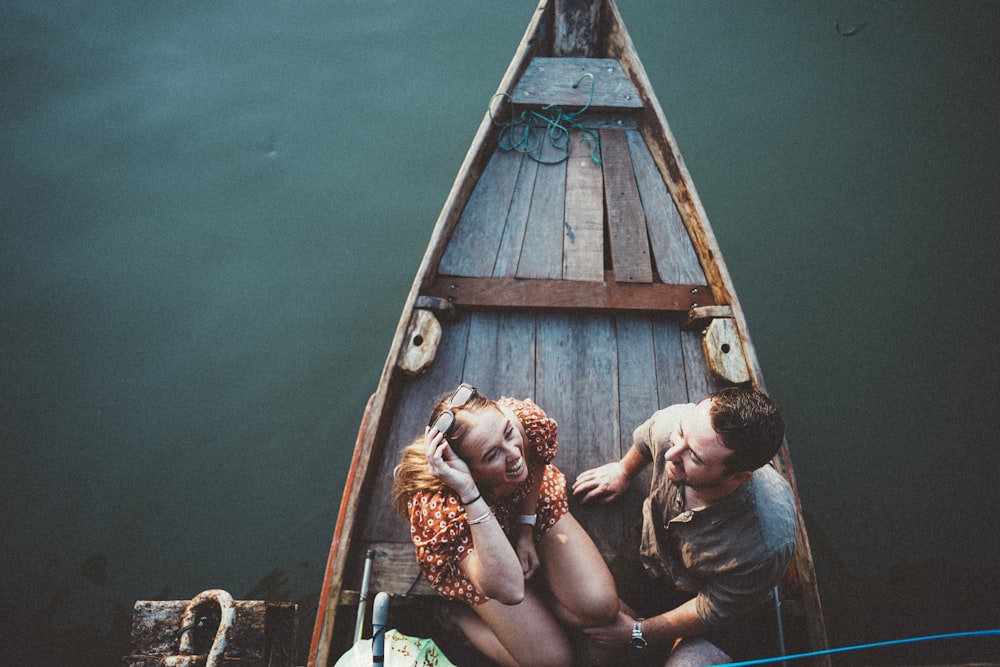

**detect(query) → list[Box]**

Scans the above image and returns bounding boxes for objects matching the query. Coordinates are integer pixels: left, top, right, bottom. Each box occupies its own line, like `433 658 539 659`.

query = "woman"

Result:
392 383 618 667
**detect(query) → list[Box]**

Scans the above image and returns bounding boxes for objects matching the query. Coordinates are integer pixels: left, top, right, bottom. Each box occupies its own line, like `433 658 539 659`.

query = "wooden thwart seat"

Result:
511 57 644 109
421 273 713 312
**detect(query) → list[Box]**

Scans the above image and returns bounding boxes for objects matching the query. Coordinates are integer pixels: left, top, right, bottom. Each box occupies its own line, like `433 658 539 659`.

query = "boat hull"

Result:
309 2 828 664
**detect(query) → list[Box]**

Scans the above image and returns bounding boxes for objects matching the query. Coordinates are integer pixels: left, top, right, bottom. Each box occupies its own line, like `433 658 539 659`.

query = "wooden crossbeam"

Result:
423 273 714 313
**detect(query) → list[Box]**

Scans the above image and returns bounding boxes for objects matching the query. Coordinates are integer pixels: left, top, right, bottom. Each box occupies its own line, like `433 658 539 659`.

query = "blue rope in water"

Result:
490 73 601 165
719 629 1000 667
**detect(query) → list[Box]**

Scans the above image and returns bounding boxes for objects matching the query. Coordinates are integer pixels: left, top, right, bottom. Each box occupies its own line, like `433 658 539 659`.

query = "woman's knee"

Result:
545 575 619 628
570 586 620 627
539 522 620 626
496 621 572 667
522 642 572 667
473 594 573 667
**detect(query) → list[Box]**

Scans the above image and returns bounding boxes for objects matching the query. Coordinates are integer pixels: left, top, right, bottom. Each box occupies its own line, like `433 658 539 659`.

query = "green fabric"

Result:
333 629 456 667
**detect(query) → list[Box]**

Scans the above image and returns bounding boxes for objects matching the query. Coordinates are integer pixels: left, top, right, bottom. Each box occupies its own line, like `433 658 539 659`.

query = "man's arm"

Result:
572 445 651 504
584 595 706 650
642 597 705 648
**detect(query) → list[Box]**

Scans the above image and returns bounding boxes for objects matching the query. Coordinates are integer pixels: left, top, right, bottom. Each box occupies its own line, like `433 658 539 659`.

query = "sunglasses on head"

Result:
431 383 477 437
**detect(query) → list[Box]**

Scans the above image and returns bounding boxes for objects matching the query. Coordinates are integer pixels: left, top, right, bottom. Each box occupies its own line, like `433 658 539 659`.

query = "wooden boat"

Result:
308 1 829 664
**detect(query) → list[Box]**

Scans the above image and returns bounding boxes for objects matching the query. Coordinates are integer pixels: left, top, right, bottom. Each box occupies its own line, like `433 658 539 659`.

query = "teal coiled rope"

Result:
490 73 601 165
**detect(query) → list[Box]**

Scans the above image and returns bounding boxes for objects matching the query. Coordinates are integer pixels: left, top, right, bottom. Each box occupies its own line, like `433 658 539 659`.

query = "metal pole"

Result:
354 549 375 643
773 586 787 667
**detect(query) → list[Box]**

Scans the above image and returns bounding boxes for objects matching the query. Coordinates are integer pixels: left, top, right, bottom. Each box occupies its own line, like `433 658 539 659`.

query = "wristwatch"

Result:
631 617 647 649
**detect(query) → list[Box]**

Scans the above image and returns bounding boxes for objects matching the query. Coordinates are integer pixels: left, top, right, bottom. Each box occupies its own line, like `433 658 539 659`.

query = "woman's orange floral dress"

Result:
406 397 569 604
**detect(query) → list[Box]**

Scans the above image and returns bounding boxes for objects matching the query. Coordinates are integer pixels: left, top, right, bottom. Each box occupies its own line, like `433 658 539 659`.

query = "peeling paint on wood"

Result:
122 592 297 667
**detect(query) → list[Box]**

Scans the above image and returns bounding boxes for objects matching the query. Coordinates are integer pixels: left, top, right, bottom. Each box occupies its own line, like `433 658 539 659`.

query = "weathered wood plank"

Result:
516 153 566 279
614 315 660 529
552 0 600 57
535 314 623 558
362 318 472 543
341 542 433 603
576 112 638 130
626 129 705 285
424 274 711 312
463 311 537 401
680 327 726 402
125 600 297 665
494 156 539 278
601 129 654 283
512 58 643 108
614 316 660 454
652 318 690 408
563 132 605 281
440 148 524 277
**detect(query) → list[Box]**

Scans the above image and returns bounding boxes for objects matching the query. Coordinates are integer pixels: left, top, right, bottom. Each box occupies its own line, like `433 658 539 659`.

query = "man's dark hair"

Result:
708 386 785 474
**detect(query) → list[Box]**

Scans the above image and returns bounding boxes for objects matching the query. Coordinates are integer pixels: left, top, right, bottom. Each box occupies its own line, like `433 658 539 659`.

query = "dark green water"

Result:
3 1 999 664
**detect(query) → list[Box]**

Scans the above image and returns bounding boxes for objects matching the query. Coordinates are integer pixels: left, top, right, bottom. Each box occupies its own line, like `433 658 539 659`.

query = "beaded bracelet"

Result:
466 508 494 526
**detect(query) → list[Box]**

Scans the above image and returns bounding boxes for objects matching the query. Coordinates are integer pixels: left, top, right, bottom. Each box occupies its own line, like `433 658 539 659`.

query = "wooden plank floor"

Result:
346 121 728 596
354 310 725 595
442 125 702 284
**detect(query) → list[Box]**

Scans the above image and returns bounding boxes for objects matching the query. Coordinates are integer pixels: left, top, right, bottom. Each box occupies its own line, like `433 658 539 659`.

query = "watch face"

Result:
630 619 647 650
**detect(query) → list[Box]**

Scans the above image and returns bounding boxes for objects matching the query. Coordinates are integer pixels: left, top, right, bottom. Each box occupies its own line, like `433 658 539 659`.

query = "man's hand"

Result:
573 461 630 504
582 609 635 649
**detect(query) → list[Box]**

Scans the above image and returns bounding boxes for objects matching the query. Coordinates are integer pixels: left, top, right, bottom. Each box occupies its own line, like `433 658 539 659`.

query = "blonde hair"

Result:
391 389 497 518
392 436 442 517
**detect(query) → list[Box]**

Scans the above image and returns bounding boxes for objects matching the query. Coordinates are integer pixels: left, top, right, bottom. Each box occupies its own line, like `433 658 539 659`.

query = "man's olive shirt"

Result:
633 404 797 627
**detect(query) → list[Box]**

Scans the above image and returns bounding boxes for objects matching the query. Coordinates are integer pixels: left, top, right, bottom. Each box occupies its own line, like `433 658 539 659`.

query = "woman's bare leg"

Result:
665 637 731 666
537 513 619 628
452 588 573 667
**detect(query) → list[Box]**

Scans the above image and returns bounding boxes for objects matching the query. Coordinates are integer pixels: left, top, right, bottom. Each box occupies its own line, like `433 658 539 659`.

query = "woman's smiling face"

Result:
456 406 527 492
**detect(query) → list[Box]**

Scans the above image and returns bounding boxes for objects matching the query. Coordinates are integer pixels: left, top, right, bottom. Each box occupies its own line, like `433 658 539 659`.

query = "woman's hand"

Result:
572 461 630 504
425 426 477 499
514 527 540 580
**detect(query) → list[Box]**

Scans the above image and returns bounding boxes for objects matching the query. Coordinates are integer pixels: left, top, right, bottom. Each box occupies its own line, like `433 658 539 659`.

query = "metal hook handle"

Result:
170 589 236 667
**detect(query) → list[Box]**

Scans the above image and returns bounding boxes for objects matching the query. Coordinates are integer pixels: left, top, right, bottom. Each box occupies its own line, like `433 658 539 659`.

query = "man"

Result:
572 387 796 665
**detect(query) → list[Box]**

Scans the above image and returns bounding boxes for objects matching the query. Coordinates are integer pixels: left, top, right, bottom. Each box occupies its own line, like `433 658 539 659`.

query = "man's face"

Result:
664 399 734 489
